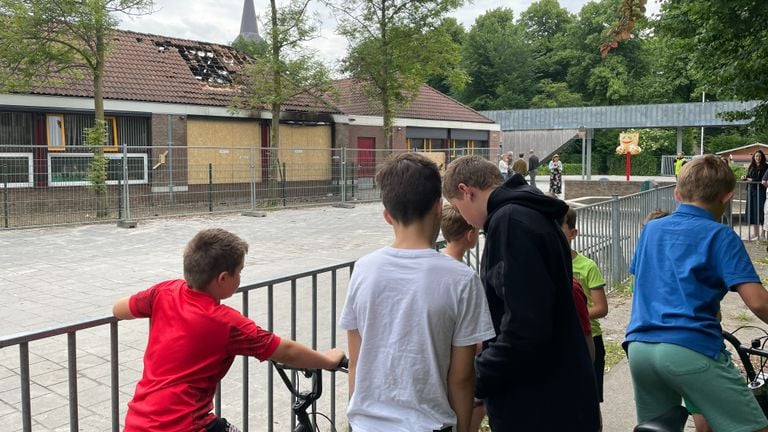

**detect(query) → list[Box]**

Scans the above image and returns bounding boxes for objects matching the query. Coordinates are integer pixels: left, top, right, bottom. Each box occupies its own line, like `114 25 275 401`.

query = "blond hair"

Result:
441 203 474 243
676 154 735 204
442 156 503 199
183 228 249 289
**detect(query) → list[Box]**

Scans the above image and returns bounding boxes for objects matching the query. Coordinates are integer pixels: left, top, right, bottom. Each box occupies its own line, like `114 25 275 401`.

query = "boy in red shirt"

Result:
113 228 345 432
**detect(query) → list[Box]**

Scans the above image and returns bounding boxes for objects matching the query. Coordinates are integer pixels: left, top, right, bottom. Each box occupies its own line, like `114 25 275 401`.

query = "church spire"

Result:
239 0 262 42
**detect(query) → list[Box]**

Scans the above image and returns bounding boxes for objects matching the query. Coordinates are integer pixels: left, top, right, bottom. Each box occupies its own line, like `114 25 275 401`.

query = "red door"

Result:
357 137 375 178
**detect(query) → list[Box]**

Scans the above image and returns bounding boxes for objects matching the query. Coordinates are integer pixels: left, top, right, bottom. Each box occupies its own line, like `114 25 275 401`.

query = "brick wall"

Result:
565 179 675 200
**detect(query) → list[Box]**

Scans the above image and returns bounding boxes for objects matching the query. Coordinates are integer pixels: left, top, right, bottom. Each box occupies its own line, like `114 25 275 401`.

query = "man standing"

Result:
528 149 540 188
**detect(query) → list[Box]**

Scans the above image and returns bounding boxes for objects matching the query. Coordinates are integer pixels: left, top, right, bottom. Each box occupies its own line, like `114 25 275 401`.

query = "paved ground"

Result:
1 193 765 431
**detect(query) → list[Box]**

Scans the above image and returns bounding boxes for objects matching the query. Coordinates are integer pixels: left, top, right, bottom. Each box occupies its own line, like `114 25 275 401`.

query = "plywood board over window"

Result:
46 114 65 151
186 119 261 185
277 124 332 182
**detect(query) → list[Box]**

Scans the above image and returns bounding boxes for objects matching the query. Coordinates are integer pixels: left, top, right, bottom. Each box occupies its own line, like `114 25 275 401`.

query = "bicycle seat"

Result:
634 405 689 432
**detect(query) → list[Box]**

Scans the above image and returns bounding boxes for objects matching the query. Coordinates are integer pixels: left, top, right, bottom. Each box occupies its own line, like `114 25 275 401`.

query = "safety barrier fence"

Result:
0 262 355 432
2 183 761 431
0 145 492 229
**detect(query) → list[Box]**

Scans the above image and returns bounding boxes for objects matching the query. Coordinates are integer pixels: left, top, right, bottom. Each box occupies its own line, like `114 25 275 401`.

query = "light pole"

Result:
578 126 586 180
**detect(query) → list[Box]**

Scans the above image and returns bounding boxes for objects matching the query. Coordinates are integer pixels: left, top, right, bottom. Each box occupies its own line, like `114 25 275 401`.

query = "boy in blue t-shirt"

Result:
625 154 768 432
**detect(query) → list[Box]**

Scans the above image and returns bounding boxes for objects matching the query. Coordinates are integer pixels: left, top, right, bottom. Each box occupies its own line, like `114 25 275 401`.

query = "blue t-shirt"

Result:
625 204 760 358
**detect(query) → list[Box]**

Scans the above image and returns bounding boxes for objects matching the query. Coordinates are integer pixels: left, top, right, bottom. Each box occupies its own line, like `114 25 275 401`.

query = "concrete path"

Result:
1 198 761 431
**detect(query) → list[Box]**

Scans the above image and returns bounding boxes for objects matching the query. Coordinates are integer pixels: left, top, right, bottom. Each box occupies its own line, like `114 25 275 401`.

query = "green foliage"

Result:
529 80 583 108
658 0 768 128
459 8 536 109
231 36 270 58
0 0 153 93
84 121 108 194
327 0 464 147
606 154 660 176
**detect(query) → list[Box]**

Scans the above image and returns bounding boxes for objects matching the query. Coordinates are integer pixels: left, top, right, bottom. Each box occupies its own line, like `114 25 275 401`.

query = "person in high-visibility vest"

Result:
674 152 686 177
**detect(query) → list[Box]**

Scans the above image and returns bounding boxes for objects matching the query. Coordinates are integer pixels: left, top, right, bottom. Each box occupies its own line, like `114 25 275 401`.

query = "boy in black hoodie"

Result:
443 155 600 432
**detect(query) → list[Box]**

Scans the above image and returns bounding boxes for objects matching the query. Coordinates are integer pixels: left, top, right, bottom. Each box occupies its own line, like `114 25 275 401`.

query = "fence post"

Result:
610 194 621 288
2 162 8 228
208 163 213 213
116 143 137 228
281 162 287 207
241 147 267 218
333 147 355 208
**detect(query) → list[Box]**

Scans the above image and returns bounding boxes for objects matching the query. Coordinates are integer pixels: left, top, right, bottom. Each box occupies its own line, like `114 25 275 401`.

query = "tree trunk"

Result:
94 26 108 218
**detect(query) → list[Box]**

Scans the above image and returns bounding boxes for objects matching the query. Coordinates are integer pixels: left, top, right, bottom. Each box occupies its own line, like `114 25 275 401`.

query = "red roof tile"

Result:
331 78 494 124
28 29 339 114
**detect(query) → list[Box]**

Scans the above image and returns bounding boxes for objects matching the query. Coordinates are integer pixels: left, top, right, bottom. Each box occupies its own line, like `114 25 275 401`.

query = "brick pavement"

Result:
0 203 391 431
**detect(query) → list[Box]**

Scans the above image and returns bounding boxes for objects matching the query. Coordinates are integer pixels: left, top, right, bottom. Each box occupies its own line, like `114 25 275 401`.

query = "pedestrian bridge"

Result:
481 101 762 177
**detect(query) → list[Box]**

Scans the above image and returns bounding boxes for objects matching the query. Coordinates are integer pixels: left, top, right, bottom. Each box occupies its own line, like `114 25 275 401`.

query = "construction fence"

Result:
0 145 492 229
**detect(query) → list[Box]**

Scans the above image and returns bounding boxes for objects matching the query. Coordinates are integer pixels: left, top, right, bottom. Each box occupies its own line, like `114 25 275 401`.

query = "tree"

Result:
608 0 768 127
233 0 333 157
424 18 467 96
529 80 583 108
458 8 536 110
519 0 574 84
0 0 153 217
657 0 768 128
326 0 465 148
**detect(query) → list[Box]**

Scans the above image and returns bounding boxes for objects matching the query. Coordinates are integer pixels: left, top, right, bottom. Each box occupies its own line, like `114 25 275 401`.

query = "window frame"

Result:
0 153 34 188
47 153 149 187
46 114 66 151
103 116 119 152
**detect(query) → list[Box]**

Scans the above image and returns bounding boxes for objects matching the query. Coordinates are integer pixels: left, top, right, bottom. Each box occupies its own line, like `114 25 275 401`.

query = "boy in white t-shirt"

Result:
339 153 495 432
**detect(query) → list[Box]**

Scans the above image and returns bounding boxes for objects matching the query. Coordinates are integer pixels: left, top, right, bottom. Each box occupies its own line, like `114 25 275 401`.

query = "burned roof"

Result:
331 78 494 124
27 29 339 114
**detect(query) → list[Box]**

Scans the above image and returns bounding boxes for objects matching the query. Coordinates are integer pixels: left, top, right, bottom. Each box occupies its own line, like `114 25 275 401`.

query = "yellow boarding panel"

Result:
277 124 332 182
187 119 261 185
418 151 447 175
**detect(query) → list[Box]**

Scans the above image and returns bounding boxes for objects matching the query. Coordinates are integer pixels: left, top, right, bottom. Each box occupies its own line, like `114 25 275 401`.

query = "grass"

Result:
733 310 754 323
611 278 634 297
755 258 768 266
604 340 626 373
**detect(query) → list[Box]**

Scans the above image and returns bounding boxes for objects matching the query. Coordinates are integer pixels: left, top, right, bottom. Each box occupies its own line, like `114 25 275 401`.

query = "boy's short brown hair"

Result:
442 155 504 199
376 152 441 225
183 228 249 289
441 203 474 243
557 207 577 229
677 154 736 204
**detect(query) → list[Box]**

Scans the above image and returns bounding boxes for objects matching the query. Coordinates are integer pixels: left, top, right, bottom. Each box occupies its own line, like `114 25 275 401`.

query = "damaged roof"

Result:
28 29 339 114
331 78 494 124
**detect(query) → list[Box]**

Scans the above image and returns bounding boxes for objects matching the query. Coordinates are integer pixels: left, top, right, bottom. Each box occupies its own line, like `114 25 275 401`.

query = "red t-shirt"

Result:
571 279 592 337
124 279 281 432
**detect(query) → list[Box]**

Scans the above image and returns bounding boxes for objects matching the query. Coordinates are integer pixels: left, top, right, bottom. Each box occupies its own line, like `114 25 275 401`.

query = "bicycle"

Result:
634 327 768 432
272 357 349 432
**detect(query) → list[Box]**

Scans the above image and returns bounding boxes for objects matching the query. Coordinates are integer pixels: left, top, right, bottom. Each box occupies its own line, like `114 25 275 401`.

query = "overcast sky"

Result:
118 0 660 69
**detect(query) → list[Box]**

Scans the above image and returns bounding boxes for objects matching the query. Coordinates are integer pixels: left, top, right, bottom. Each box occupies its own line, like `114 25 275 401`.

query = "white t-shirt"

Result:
339 247 495 432
498 159 508 174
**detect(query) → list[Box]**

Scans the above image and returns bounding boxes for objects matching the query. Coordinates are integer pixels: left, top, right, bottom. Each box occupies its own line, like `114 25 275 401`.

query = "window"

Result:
48 153 148 186
104 116 119 152
47 114 65 151
0 153 34 188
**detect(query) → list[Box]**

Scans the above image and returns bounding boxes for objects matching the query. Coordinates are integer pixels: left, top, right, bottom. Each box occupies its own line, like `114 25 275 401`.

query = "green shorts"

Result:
628 341 768 432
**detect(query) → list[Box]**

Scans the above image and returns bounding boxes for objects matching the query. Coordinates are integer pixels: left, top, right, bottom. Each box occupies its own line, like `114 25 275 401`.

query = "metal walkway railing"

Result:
0 261 355 432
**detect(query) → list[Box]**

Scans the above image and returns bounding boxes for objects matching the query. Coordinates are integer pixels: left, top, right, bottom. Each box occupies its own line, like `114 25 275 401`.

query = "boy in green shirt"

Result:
560 207 609 404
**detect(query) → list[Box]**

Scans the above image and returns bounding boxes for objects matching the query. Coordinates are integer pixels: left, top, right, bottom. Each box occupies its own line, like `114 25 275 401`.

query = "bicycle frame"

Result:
271 359 348 432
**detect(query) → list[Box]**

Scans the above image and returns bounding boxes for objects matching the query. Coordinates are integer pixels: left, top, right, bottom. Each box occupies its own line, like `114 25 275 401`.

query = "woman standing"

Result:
498 154 509 181
743 150 768 239
549 154 563 195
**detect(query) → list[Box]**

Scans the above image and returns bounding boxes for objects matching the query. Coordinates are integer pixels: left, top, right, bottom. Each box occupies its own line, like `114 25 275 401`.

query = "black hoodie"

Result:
476 174 600 431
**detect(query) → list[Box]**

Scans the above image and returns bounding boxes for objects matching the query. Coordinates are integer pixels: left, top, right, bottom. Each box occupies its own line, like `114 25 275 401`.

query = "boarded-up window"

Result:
186 119 261 185
277 124 332 182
